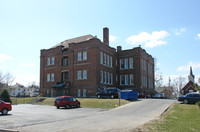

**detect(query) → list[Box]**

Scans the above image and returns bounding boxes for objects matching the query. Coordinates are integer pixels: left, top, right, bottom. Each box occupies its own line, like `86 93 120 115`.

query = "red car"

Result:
0 100 12 115
138 93 150 98
54 96 80 109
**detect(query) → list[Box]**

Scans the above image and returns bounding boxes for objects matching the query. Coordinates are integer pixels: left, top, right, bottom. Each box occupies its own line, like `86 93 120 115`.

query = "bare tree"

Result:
4 72 15 86
172 76 186 96
0 72 4 83
155 72 163 90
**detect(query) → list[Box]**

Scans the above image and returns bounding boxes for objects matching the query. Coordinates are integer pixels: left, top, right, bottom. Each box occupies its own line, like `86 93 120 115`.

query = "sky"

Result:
0 0 200 86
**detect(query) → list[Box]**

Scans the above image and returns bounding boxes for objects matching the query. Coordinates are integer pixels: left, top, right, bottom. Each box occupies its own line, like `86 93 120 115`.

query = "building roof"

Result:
52 34 94 48
181 81 196 91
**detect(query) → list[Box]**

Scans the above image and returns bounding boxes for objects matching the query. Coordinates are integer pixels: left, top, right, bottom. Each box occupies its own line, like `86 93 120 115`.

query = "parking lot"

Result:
0 99 176 132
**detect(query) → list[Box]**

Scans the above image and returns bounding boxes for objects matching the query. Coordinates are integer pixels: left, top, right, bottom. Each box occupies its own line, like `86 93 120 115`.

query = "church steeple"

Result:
188 66 195 83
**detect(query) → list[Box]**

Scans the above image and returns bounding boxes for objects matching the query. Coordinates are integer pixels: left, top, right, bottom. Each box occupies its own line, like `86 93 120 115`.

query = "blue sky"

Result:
0 0 200 86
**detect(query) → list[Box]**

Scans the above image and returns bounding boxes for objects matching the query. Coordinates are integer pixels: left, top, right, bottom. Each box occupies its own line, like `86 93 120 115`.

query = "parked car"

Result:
178 93 200 104
96 88 120 99
138 93 150 98
0 100 12 115
54 96 80 109
152 94 161 98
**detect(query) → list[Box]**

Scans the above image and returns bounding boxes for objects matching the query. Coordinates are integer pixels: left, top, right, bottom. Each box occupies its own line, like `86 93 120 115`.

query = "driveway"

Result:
0 99 176 132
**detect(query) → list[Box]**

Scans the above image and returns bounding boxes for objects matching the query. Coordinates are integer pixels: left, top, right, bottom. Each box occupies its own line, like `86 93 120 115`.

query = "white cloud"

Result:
109 35 116 42
177 62 200 71
175 28 186 35
126 31 169 48
197 33 200 39
0 54 11 63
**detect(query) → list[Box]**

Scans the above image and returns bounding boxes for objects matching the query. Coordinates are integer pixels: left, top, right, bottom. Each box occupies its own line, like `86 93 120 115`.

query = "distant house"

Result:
9 83 39 97
155 86 173 98
181 67 197 95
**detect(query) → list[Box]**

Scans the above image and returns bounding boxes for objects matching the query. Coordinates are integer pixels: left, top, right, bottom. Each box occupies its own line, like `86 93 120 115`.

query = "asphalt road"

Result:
0 99 176 132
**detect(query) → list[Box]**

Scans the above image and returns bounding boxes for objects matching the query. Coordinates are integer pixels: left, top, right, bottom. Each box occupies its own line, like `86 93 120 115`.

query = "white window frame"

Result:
120 75 125 85
107 72 110 84
110 56 112 67
100 71 103 83
83 52 87 60
47 74 50 82
107 55 109 66
130 74 134 85
104 53 106 65
104 71 107 84
78 52 82 61
52 57 55 65
129 58 133 69
120 59 124 69
125 74 129 85
83 70 87 79
51 73 54 82
47 58 51 65
77 71 82 80
125 58 128 69
100 52 103 64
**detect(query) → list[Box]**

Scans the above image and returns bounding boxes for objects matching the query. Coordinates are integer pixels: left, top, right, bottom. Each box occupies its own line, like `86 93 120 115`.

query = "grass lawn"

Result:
145 103 200 132
34 97 131 108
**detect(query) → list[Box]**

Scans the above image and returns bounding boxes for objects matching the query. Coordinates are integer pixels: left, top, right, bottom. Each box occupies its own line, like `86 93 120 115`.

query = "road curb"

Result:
0 129 19 132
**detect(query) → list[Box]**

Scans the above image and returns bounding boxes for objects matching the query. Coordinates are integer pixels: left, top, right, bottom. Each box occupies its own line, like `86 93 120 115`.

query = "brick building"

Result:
40 28 155 97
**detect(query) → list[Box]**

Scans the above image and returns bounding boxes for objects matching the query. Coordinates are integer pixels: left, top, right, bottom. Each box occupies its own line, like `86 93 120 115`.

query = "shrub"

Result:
0 88 12 103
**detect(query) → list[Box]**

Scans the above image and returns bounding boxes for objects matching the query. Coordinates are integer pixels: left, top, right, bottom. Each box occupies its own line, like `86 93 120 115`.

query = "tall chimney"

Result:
103 27 109 45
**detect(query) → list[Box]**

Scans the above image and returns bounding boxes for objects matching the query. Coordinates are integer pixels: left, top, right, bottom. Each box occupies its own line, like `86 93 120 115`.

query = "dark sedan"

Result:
178 93 200 104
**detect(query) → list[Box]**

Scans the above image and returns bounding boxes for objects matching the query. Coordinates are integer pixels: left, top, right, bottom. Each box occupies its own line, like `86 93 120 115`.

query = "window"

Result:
142 74 147 87
77 71 82 79
47 58 51 65
62 57 68 66
130 74 134 85
83 52 87 60
120 59 124 69
120 75 125 85
52 57 55 65
125 58 128 69
78 52 82 61
107 72 110 84
107 55 109 66
111 73 113 84
110 56 112 67
47 74 50 82
125 74 129 85
116 75 118 83
100 52 103 64
83 70 87 79
104 53 106 65
100 71 103 83
129 58 133 69
77 89 81 97
62 72 68 82
104 71 107 83
51 73 54 82
148 63 153 74
142 59 147 71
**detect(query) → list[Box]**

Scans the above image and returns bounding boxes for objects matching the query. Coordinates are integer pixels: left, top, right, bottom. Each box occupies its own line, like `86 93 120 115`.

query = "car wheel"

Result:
2 108 8 115
57 106 60 109
97 95 101 99
111 95 114 99
183 99 188 104
65 104 70 109
77 103 80 108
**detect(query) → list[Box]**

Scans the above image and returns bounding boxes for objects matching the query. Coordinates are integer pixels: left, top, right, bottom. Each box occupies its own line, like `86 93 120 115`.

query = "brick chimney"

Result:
103 27 109 45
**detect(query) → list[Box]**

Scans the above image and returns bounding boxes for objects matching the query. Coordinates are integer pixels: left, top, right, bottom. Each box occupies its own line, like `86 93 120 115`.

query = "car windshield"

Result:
55 97 63 101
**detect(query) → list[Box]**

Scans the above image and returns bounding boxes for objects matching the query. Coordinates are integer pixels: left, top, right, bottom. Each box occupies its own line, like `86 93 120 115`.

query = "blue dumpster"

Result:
120 90 138 100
